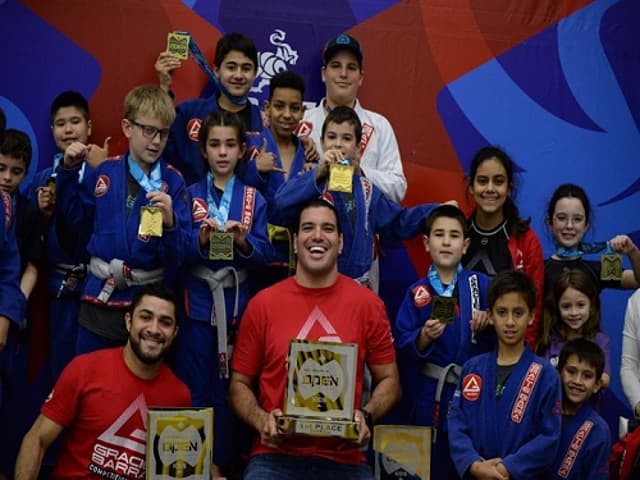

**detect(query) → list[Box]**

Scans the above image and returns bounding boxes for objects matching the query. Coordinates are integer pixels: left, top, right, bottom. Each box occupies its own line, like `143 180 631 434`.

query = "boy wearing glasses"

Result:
56 85 190 354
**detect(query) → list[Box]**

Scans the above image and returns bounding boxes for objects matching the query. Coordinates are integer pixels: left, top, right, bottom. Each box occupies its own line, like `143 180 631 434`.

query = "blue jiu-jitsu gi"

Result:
165 97 262 185
29 159 93 380
448 347 562 479
394 269 494 479
273 169 436 281
175 173 271 470
55 153 190 307
550 402 610 480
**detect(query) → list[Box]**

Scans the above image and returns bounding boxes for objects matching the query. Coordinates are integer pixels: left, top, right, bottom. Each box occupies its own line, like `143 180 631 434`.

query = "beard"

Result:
128 333 166 365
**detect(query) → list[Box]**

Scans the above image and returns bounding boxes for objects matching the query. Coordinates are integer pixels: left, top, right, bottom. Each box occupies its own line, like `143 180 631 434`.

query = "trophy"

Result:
277 339 359 439
146 407 213 479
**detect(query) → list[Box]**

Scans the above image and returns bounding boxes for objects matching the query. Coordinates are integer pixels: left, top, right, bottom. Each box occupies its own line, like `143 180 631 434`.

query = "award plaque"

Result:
146 407 213 480
374 425 431 480
278 339 359 439
139 206 163 237
431 296 457 324
328 163 354 193
209 232 234 261
601 253 623 281
167 32 190 60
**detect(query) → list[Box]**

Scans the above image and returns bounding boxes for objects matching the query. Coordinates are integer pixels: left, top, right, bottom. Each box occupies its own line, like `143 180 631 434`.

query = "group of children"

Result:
0 28 638 479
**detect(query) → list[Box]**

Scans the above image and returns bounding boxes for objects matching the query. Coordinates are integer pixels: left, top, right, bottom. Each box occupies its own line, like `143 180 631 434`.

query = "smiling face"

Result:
560 354 600 414
322 50 363 107
549 197 589 249
52 106 91 151
202 125 245 181
214 49 256 98
468 157 511 218
424 216 469 273
125 294 178 365
558 287 592 337
265 87 304 141
294 204 343 287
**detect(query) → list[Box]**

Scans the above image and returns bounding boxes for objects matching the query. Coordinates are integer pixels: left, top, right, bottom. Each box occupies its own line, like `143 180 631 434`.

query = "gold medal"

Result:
139 206 163 237
167 32 190 60
328 163 353 193
209 232 234 261
601 253 623 281
432 296 457 324
47 176 56 194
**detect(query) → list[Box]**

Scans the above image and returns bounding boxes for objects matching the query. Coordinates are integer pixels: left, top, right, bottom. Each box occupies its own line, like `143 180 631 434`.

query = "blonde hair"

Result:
123 85 175 126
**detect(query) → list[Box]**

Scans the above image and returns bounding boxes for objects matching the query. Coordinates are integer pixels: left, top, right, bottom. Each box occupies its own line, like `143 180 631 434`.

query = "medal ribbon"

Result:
128 154 162 193
428 264 462 297
175 31 248 106
206 172 235 228
553 241 607 258
53 152 86 183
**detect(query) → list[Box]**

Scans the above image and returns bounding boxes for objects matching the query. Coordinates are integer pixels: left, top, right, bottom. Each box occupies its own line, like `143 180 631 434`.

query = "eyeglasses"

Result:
129 120 170 141
553 213 586 226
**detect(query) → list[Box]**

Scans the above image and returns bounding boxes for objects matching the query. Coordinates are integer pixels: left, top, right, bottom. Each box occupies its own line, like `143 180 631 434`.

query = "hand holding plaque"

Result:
167 32 190 60
278 340 359 439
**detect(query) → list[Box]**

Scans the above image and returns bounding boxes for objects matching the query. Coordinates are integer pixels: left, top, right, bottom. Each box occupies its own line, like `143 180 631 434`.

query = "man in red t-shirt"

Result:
230 198 401 479
14 283 191 480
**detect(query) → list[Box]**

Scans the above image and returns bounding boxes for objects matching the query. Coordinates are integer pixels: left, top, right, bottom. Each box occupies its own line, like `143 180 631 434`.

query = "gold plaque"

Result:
278 339 359 439
139 206 163 237
208 232 234 261
601 253 623 281
374 425 431 480
146 407 213 479
431 296 457 324
328 163 354 193
167 32 190 60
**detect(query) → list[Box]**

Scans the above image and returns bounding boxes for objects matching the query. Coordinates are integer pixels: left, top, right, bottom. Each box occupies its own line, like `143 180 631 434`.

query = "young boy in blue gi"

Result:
243 70 317 287
156 32 262 185
448 270 562 479
56 85 190 354
31 91 104 380
176 110 271 476
550 338 610 479
394 204 494 479
272 106 437 286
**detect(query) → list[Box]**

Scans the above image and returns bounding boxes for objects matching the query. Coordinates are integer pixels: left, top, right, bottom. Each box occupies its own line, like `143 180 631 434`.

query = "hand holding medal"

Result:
143 190 173 235
417 319 446 351
601 239 624 281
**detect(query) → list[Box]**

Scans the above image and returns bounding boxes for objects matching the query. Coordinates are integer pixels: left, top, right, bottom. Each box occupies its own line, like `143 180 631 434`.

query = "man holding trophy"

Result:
230 198 401 479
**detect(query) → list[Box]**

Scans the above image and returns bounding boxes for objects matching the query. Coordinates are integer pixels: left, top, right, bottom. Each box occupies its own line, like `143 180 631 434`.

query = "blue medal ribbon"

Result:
427 264 462 297
553 241 607 258
128 154 162 193
206 172 235 228
175 31 248 106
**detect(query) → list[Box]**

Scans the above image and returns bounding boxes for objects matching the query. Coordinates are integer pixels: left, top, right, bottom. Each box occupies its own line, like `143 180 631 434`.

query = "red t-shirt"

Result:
232 275 396 464
42 347 191 479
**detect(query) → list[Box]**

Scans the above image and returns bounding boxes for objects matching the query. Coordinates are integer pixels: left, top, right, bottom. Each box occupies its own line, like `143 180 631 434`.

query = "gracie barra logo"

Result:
192 197 208 222
90 393 148 479
241 187 256 230
511 362 542 423
358 123 374 156
462 374 482 401
557 420 594 478
187 118 202 142
296 305 342 343
95 175 110 197
412 285 431 308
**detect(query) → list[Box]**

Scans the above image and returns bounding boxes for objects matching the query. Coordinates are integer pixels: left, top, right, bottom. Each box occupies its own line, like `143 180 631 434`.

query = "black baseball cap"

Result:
322 33 363 68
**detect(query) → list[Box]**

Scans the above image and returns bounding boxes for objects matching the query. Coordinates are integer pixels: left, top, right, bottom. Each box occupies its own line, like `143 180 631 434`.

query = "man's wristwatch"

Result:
361 408 374 434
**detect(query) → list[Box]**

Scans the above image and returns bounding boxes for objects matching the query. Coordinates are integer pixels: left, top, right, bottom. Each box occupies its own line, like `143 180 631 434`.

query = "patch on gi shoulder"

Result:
294 120 312 138
412 285 431 307
192 197 208 222
187 118 202 142
95 175 110 197
462 374 482 401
